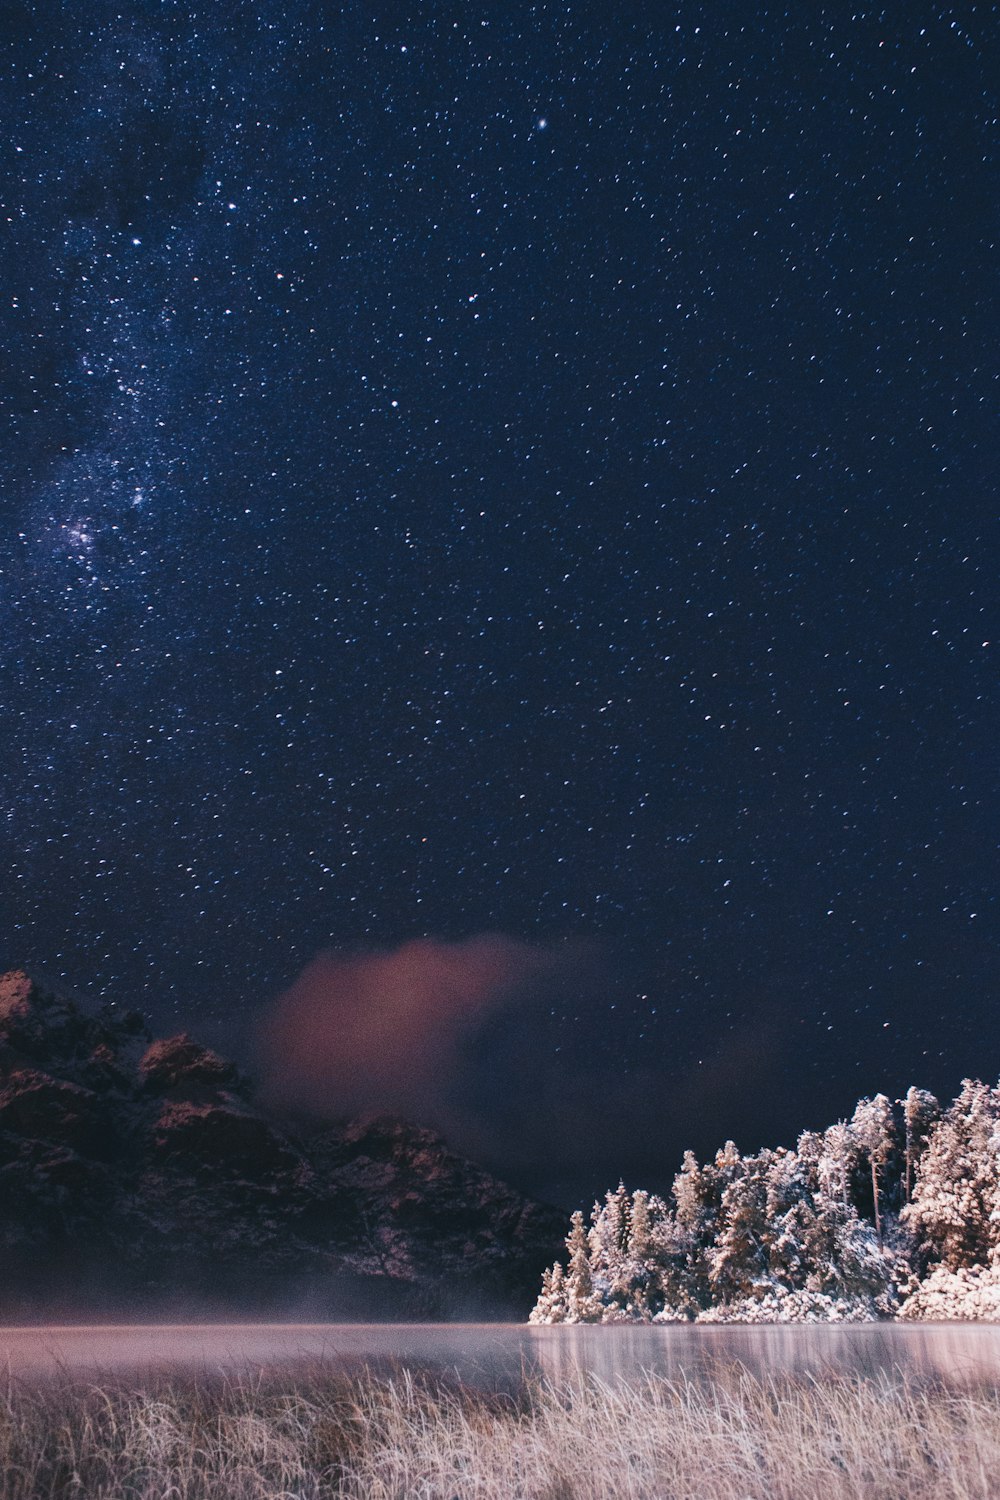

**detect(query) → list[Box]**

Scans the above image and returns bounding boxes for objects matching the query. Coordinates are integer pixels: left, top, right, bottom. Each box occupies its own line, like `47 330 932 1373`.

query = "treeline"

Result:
531 1079 1000 1323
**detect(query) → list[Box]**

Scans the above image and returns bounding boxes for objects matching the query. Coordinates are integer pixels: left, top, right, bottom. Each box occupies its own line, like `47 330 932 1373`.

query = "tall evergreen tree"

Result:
901 1087 941 1205
565 1208 598 1322
904 1080 1000 1270
815 1123 855 1212
709 1149 770 1303
850 1095 897 1247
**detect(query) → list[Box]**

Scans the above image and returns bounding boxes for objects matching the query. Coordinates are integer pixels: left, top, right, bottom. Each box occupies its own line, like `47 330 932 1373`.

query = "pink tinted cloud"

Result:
261 934 568 1125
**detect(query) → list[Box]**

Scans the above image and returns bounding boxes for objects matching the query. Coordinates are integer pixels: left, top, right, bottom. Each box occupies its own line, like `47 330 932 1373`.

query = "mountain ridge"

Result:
0 969 563 1320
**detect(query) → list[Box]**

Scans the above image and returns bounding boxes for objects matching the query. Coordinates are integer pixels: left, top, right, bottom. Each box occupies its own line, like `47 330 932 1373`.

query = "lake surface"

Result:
2 1321 1000 1388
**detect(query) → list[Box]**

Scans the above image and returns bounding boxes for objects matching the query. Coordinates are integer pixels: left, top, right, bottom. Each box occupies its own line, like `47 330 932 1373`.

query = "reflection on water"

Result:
526 1323 1000 1388
1 1322 999 1388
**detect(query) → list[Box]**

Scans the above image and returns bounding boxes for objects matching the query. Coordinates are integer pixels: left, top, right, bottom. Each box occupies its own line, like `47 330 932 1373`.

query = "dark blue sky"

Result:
1 1 996 1200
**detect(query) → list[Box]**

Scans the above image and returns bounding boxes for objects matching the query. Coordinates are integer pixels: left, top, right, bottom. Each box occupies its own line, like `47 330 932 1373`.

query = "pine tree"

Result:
815 1123 855 1212
904 1079 1000 1270
529 1260 572 1323
767 1126 900 1311
901 1087 940 1205
630 1188 653 1264
671 1149 718 1305
610 1188 666 1321
673 1150 713 1236
765 1145 809 1286
709 1148 771 1304
851 1095 896 1247
648 1198 698 1318
529 1264 557 1323
599 1181 632 1260
564 1208 599 1322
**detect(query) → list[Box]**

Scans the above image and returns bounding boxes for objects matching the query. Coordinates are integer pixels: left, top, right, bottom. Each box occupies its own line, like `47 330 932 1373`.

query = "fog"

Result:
4 1322 1000 1389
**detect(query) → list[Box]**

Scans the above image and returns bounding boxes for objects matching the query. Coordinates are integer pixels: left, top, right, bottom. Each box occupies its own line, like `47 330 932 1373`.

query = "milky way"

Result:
1 3 996 1194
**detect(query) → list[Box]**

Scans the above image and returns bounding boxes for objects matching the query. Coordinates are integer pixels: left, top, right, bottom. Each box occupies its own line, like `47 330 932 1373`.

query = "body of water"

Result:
1 1321 999 1388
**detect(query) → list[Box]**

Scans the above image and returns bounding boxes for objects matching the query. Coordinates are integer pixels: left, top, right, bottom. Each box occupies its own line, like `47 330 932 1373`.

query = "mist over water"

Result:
3 1323 1000 1390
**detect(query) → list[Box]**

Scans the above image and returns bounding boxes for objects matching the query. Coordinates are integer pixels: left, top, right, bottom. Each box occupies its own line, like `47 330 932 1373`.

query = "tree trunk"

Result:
871 1157 882 1248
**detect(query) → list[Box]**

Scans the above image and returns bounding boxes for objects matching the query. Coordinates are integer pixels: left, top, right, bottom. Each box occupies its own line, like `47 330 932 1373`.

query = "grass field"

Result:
1 1360 999 1498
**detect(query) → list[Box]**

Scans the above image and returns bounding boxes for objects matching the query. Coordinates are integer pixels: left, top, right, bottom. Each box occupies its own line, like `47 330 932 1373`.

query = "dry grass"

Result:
0 1360 998 1499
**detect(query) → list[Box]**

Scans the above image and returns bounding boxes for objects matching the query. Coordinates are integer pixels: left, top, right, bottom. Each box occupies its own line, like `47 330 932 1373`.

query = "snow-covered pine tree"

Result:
769 1133 850 1303
621 1188 658 1320
815 1122 855 1212
708 1147 771 1304
671 1150 717 1307
850 1094 897 1247
901 1086 941 1205
590 1182 649 1320
565 1207 599 1322
903 1079 1000 1271
629 1188 652 1263
647 1195 698 1319
672 1150 713 1237
764 1143 817 1290
769 1126 897 1313
529 1261 568 1323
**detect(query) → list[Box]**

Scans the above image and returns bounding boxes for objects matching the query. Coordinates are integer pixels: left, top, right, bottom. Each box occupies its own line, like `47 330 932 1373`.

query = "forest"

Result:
531 1078 1000 1322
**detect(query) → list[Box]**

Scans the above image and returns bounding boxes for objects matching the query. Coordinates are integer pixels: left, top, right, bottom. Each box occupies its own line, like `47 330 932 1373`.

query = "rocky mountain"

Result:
0 970 564 1320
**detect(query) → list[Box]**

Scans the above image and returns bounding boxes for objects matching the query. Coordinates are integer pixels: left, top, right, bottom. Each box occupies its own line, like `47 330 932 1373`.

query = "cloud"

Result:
256 935 809 1210
259 934 586 1132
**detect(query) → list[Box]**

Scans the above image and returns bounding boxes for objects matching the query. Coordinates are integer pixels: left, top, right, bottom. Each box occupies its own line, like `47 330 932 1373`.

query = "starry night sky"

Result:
2 2 997 1202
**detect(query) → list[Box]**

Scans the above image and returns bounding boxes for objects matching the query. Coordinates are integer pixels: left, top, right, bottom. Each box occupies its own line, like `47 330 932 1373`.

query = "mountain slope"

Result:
0 970 563 1319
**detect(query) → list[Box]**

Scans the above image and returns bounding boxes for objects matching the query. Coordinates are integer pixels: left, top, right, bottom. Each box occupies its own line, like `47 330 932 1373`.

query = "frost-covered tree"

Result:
564 1208 599 1322
764 1131 895 1311
619 1189 659 1320
765 1143 823 1289
903 1079 1000 1270
529 1261 568 1324
587 1184 676 1321
589 1183 631 1271
815 1123 855 1212
901 1087 941 1205
530 1073 1000 1324
629 1188 653 1263
587 1183 633 1317
673 1150 715 1239
850 1094 897 1247
648 1197 700 1319
671 1150 718 1306
709 1148 771 1303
